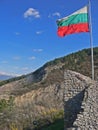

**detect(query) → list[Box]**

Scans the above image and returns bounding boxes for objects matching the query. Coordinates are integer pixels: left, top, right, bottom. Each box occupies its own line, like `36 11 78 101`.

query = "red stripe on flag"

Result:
57 23 89 37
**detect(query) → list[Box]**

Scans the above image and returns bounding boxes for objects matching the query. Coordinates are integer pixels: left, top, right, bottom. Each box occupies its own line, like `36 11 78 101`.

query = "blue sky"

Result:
0 0 98 76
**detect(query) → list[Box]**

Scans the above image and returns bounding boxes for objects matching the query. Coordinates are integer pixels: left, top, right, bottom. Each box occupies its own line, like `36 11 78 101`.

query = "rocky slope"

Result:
0 47 98 130
0 70 97 130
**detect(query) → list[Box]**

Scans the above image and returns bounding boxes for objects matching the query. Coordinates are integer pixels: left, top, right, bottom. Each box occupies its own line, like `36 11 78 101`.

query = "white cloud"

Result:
15 32 20 36
24 8 40 18
0 71 19 77
48 14 51 18
0 71 8 75
48 12 61 18
29 56 36 60
53 12 61 17
33 49 43 52
36 31 43 35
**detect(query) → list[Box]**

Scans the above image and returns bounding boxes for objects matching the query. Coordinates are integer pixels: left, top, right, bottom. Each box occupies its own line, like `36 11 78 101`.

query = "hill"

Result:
0 47 98 86
0 47 98 130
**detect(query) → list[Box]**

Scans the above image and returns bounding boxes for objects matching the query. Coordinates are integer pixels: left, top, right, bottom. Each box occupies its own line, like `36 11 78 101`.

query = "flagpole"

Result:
88 0 94 80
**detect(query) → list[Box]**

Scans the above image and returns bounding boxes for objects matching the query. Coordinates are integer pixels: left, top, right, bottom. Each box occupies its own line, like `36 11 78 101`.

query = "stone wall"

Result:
73 81 98 130
64 70 98 130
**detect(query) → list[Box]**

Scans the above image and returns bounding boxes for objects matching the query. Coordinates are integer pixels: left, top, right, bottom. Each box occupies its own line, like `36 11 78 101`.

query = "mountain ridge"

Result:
0 47 98 97
0 47 98 90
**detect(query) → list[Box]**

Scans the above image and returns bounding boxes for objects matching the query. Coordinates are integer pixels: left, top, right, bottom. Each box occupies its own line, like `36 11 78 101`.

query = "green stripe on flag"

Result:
57 13 88 27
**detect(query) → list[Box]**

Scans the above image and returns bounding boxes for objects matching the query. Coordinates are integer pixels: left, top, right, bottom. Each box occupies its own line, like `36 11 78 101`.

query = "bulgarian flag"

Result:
56 6 89 37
